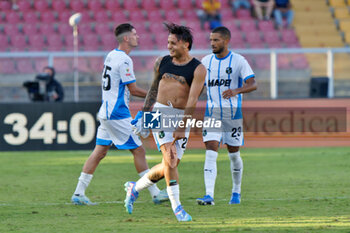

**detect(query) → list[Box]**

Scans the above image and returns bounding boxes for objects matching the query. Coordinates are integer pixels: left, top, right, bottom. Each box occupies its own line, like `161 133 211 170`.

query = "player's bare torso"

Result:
157 72 190 109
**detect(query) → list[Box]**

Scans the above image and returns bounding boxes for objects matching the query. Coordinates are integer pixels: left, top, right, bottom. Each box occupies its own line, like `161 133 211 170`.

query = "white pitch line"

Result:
1 196 350 207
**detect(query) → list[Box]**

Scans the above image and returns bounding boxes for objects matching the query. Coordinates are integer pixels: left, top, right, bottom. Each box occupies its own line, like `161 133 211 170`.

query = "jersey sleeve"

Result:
120 57 136 85
240 57 255 83
201 56 209 87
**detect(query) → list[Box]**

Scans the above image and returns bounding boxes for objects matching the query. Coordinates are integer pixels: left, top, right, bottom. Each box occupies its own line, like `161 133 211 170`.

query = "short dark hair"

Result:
43 66 55 77
114 23 134 37
212 26 231 40
164 22 193 50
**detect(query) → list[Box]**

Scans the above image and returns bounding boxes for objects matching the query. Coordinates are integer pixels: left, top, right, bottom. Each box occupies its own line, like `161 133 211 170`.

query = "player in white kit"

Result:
71 24 168 205
196 26 257 205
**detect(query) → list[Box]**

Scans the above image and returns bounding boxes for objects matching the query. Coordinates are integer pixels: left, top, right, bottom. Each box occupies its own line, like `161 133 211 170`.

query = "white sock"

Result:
228 151 243 194
136 169 160 197
74 172 93 196
167 184 181 212
204 150 218 198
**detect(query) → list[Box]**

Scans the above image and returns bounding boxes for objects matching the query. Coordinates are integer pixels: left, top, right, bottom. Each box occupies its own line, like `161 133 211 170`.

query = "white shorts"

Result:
202 117 244 147
96 117 142 150
152 102 190 160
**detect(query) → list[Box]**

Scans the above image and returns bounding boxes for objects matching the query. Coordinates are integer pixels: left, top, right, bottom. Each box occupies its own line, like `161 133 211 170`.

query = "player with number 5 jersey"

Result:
71 23 168 206
197 26 257 206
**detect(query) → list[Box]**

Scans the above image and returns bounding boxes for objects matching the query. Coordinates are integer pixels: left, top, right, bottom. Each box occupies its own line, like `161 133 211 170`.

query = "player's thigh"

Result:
102 118 142 149
153 130 190 161
203 129 222 142
204 140 220 151
226 145 240 153
96 122 113 146
202 117 222 151
222 118 244 147
129 145 145 157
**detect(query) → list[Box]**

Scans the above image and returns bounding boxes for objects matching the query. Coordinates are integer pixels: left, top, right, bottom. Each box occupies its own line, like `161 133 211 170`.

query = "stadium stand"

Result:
5 11 21 24
28 34 46 50
87 0 104 11
17 59 35 73
69 0 85 12
58 11 73 22
82 34 101 51
22 12 40 24
95 23 112 35
0 59 16 74
17 0 31 11
34 0 50 11
0 0 304 53
142 0 158 11
290 0 350 78
0 0 12 11
0 0 328 98
123 0 140 11
105 0 121 10
0 35 8 51
52 0 67 11
21 23 38 36
159 0 177 11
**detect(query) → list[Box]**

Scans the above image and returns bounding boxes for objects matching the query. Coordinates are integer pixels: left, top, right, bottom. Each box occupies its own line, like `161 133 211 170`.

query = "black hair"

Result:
164 22 193 50
43 66 55 78
212 26 231 40
114 23 134 37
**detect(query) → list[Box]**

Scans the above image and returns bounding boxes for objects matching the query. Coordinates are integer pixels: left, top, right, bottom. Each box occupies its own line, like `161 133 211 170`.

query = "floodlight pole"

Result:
327 49 334 98
270 51 278 99
73 25 79 102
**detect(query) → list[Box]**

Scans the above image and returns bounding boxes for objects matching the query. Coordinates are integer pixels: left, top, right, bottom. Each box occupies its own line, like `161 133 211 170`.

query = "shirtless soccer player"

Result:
123 23 206 222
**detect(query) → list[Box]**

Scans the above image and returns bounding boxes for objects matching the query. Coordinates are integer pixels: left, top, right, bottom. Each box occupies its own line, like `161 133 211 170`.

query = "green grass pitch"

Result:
1 147 350 232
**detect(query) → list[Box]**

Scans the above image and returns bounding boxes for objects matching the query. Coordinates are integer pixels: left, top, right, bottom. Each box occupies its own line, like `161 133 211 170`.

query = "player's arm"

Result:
131 57 163 138
222 57 257 99
127 82 147 98
222 77 257 99
142 57 163 112
183 64 207 116
119 56 147 98
172 64 207 142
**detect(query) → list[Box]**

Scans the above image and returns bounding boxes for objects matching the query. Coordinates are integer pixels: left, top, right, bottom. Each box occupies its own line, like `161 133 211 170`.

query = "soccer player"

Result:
124 23 206 221
71 23 168 205
196 26 257 205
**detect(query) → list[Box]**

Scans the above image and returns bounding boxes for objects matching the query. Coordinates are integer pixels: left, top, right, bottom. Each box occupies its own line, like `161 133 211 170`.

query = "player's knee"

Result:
130 146 145 157
99 152 107 160
161 144 178 168
229 151 243 169
93 147 108 160
205 141 219 151
164 157 177 169
148 171 164 183
228 151 240 160
228 151 242 162
227 146 240 153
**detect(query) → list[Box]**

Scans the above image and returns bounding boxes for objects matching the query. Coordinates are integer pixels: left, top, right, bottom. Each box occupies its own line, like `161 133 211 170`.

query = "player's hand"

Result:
131 111 143 134
131 111 150 138
222 89 239 99
172 127 186 145
132 124 150 138
131 111 143 125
